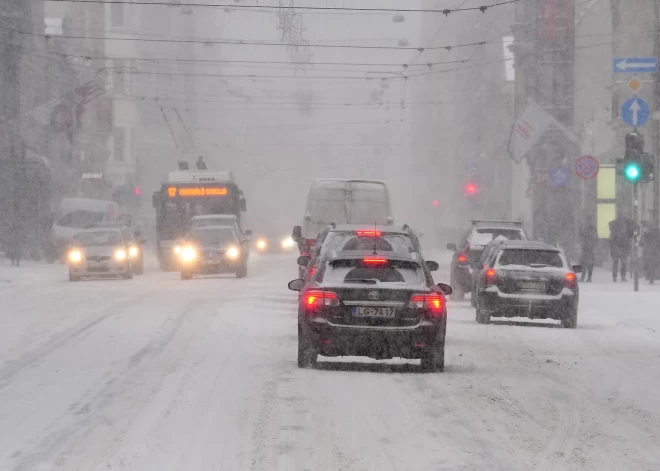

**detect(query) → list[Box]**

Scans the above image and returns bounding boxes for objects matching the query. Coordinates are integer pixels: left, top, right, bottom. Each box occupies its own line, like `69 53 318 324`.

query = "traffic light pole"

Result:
633 182 640 292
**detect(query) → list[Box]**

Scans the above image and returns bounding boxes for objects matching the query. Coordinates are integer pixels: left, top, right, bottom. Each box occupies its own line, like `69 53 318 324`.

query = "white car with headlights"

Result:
176 226 248 280
67 228 135 281
253 234 296 254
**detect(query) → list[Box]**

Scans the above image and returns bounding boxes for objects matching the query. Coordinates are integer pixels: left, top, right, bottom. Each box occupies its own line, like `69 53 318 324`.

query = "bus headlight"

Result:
114 249 127 261
181 246 196 262
281 237 295 250
68 249 82 263
226 246 240 260
129 246 139 258
256 239 267 251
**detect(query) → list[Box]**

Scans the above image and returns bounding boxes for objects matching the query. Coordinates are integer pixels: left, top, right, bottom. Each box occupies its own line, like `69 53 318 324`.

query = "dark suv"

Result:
447 220 527 300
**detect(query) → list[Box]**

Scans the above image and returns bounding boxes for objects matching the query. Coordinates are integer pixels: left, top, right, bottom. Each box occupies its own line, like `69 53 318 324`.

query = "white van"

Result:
293 179 393 249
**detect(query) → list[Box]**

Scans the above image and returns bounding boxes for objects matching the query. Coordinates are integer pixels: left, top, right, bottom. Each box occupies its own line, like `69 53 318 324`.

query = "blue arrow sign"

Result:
613 57 658 73
621 97 650 127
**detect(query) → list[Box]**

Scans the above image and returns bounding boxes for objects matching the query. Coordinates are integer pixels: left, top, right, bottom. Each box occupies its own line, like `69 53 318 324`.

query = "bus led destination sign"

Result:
167 186 228 197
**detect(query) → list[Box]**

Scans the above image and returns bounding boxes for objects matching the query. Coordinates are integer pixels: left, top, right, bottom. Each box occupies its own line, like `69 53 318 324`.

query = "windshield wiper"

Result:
528 263 552 268
345 278 378 284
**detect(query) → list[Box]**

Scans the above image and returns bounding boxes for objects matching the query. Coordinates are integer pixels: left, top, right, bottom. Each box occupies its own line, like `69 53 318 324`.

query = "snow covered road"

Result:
0 255 659 471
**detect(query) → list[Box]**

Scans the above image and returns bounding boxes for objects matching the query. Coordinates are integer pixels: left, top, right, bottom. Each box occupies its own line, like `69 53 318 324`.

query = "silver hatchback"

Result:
67 228 134 281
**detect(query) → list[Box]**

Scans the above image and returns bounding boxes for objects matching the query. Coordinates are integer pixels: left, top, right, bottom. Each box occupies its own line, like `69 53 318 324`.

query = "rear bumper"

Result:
481 289 578 320
301 318 446 359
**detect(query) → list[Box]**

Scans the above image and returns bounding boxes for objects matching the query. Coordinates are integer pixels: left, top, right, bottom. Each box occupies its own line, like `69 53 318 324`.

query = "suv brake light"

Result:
564 272 577 290
457 254 468 264
484 268 497 286
356 230 382 237
409 293 445 317
304 290 339 312
363 257 387 265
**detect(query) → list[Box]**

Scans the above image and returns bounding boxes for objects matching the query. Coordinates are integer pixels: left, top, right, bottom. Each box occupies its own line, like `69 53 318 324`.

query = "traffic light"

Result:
464 182 479 196
621 132 654 183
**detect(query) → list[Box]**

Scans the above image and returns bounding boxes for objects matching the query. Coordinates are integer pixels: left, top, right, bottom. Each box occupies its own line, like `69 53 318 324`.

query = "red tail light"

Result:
356 230 382 237
564 272 577 289
304 290 339 312
484 268 497 286
409 293 445 317
363 257 387 265
308 266 317 278
457 254 468 264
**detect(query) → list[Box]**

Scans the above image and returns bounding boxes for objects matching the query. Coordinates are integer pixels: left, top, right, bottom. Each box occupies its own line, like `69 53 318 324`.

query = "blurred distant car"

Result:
252 233 297 254
289 250 450 371
473 241 580 328
447 220 528 301
67 228 134 281
296 224 423 282
176 226 248 279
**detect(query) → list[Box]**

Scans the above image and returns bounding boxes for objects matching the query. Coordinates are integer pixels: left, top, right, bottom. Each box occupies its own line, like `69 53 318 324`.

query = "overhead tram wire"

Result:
40 0 523 15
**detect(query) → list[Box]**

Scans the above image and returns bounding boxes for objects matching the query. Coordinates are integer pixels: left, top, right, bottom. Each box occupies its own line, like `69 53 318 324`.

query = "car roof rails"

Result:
471 219 524 226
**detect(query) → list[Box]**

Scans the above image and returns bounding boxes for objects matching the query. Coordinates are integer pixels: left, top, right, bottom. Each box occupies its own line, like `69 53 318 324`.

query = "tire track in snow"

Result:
0 279 179 391
8 297 207 471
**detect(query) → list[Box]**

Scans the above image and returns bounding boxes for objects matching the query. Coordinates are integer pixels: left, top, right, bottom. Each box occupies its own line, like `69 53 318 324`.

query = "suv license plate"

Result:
353 307 396 318
519 281 546 291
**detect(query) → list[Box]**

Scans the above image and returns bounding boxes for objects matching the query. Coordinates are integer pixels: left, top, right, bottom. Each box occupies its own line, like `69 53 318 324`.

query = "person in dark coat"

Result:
579 218 598 282
639 223 660 284
609 216 635 282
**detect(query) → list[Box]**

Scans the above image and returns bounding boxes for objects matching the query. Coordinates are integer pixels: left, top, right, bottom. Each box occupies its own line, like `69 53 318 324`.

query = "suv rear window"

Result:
470 228 525 246
497 249 564 268
323 259 423 285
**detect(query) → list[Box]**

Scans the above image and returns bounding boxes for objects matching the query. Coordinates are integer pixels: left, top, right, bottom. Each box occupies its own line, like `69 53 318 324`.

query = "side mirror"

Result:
244 229 253 236
297 255 311 267
437 283 453 296
471 261 484 270
446 243 457 251
292 226 302 243
572 264 583 274
426 261 439 272
288 279 305 291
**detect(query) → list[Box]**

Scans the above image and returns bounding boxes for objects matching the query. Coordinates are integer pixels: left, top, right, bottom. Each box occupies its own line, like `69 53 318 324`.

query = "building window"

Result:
114 127 125 161
111 2 125 28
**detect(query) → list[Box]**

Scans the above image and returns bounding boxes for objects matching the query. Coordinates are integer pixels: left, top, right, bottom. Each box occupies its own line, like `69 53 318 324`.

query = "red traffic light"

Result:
134 187 141 196
432 200 439 207
464 182 478 195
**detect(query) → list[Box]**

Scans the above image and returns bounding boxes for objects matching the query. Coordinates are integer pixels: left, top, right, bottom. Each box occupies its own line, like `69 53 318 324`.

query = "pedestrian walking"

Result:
609 216 635 282
639 222 660 284
579 217 598 282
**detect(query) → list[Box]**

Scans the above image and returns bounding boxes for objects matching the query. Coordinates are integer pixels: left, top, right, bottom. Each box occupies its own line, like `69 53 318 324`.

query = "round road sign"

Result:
575 155 600 180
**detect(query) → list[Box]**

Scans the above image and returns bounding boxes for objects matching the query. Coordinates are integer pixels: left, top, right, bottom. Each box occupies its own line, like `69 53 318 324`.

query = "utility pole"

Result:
654 0 660 227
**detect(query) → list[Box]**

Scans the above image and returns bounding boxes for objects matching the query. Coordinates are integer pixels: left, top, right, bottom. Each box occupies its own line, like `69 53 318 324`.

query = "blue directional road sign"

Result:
613 57 658 73
549 167 569 188
621 97 650 127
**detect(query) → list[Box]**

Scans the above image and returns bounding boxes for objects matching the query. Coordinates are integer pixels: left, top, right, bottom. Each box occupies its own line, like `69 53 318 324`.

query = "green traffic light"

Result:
624 162 642 182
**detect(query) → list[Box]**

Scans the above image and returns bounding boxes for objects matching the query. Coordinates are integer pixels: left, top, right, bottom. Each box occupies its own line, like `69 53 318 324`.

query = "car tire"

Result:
134 260 144 275
122 270 133 280
561 308 578 329
420 344 445 372
470 286 477 308
180 270 193 280
69 273 81 282
297 326 318 369
475 297 490 324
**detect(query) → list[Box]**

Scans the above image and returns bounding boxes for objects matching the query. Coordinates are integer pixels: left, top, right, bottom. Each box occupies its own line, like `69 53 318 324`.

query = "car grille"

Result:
87 255 111 262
